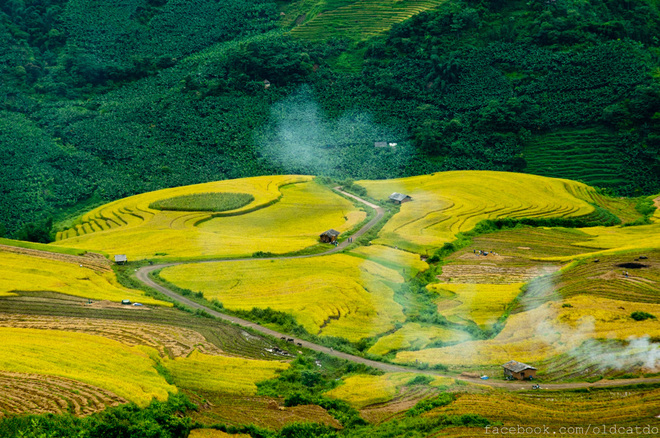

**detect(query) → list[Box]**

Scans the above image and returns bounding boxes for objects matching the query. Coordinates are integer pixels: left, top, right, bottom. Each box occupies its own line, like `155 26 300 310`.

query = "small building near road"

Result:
389 192 412 204
320 229 340 243
502 360 537 380
114 254 127 265
121 299 131 305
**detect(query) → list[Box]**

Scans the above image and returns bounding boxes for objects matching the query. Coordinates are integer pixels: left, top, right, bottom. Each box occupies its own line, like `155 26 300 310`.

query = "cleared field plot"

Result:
159 254 405 341
428 283 524 329
0 250 168 305
555 250 660 304
324 373 452 409
523 127 629 190
349 245 429 278
189 392 341 429
433 389 660 434
358 171 597 253
0 371 126 417
0 314 222 358
56 177 365 259
395 296 660 369
163 350 288 395
0 328 175 407
0 291 288 361
290 0 447 40
464 227 596 260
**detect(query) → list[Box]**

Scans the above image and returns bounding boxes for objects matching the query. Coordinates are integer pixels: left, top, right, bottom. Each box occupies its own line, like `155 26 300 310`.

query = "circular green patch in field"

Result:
149 192 254 212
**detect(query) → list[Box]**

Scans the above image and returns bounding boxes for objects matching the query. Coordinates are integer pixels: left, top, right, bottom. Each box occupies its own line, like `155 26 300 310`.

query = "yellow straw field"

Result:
349 245 429 278
395 296 660 366
428 283 524 329
0 250 168 305
358 171 597 253
163 350 288 395
324 373 453 408
0 328 175 406
159 254 405 341
368 322 473 356
55 176 365 260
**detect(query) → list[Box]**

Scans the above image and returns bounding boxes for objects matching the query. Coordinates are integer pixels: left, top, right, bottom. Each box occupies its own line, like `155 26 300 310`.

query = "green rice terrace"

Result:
287 0 447 40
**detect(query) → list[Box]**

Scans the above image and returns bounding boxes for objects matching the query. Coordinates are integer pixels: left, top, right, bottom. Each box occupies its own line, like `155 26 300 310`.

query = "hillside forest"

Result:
2 0 660 239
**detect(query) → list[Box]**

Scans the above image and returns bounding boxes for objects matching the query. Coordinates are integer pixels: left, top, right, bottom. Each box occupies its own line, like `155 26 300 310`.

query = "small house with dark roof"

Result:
114 254 127 265
374 141 388 148
320 229 340 243
502 360 537 380
389 192 412 204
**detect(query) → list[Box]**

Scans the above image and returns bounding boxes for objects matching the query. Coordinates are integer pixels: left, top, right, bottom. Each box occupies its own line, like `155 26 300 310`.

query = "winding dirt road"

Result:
135 188 660 392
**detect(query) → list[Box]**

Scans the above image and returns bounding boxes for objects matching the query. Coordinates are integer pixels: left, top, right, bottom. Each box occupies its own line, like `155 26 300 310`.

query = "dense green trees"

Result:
1 0 659 236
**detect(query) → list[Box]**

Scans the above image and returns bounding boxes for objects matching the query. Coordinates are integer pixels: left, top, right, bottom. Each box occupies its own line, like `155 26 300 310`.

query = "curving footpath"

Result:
135 188 660 392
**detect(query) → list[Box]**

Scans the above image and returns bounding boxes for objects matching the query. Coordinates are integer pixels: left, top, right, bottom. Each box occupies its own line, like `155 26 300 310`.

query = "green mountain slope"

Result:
1 0 660 238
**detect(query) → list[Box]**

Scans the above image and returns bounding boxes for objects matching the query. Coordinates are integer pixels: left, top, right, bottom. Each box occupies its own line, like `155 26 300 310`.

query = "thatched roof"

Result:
321 229 340 237
502 360 536 373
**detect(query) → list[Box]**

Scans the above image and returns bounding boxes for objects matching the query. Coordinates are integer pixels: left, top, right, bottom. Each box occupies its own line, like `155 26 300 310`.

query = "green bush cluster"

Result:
149 192 254 212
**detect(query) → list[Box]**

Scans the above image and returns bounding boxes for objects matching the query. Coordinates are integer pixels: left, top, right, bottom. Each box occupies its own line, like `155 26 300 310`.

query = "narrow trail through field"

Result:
135 188 660 392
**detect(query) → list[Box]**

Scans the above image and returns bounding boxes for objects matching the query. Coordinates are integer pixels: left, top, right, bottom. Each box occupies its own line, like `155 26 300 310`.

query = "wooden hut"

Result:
389 192 412 204
320 229 340 243
502 360 537 380
114 254 127 265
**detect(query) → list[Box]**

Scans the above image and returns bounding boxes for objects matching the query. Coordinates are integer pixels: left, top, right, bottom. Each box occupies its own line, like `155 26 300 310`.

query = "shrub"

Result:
631 311 656 321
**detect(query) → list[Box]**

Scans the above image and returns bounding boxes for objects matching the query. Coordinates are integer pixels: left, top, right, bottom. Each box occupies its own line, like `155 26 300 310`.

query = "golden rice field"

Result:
324 373 453 409
395 295 660 367
0 328 175 407
0 250 168 305
159 254 405 341
428 283 524 329
349 245 429 278
358 171 599 253
55 176 365 259
368 322 473 356
163 350 288 395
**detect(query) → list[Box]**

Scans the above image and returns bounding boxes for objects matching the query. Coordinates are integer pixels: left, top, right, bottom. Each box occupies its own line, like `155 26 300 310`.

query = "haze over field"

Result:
2 0 660 436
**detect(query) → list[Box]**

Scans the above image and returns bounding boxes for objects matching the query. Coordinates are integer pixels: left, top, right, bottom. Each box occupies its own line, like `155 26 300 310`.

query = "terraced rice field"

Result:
395 296 660 369
324 373 452 409
555 251 660 303
56 176 365 259
290 0 447 40
358 171 598 253
189 392 341 429
349 245 429 278
163 350 289 395
0 249 167 305
433 388 660 437
523 127 628 189
0 314 223 358
0 328 176 406
189 431 250 438
0 372 126 417
428 283 524 329
0 291 285 360
368 322 472 356
159 254 406 341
